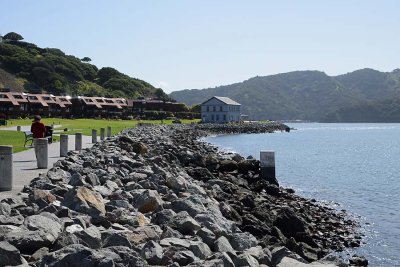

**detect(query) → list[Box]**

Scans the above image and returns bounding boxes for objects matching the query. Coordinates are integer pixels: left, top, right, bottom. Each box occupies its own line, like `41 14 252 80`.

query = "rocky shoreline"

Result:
0 123 367 266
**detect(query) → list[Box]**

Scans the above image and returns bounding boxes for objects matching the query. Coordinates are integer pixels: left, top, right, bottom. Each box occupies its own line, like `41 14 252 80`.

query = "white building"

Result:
201 96 241 123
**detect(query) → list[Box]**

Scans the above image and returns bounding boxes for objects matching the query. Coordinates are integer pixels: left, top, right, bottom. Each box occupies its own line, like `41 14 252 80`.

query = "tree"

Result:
4 32 23 41
81 57 92 62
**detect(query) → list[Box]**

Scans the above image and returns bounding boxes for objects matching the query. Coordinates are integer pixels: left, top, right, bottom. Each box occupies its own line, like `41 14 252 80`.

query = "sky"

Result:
1 0 399 93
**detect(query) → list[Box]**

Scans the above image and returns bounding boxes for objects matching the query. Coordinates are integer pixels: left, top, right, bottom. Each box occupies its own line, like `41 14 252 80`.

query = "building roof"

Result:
202 96 241 106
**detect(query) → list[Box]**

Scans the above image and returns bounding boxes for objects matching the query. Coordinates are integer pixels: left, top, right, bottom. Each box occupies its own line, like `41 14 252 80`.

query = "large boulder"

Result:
131 189 163 213
140 240 163 265
229 232 258 251
62 187 106 217
0 241 25 266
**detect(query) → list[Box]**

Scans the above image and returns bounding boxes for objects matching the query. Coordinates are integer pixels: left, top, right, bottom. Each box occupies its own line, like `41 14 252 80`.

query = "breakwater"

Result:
0 123 365 266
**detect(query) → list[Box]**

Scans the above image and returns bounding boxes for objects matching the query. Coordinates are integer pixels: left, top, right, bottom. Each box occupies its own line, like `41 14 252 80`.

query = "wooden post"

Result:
107 126 112 137
0 146 13 191
17 126 21 131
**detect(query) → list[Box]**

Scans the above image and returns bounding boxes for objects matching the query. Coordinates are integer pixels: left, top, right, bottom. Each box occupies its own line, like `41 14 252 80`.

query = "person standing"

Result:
31 115 46 157
31 115 46 138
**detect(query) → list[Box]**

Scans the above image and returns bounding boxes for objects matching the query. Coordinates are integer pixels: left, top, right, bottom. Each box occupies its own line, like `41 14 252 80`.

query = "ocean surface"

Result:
205 123 400 267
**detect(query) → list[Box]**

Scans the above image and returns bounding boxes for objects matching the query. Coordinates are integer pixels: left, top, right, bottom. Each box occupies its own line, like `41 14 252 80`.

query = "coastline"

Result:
0 123 365 266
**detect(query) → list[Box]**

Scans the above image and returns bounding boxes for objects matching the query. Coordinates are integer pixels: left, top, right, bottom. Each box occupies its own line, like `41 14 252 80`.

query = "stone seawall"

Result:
0 123 366 266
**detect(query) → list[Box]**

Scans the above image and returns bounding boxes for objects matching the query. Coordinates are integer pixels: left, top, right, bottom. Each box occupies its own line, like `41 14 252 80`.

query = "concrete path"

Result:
0 135 93 200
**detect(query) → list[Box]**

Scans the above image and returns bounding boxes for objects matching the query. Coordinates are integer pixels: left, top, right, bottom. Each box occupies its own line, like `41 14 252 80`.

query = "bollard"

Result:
107 126 112 137
17 126 21 131
60 134 68 157
100 128 105 140
92 129 97 143
260 151 276 183
75 133 82 150
35 138 48 169
0 146 13 191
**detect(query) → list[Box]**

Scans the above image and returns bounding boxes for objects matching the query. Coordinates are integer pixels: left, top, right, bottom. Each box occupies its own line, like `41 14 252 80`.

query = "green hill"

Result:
170 69 400 122
0 34 169 100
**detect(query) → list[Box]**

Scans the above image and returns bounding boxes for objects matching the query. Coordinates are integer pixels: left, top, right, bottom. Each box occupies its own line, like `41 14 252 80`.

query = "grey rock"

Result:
65 224 84 234
131 189 163 213
0 202 11 215
174 211 201 235
75 225 102 249
127 225 163 245
0 214 24 226
229 232 258 251
194 212 236 236
29 247 50 262
161 226 183 239
196 227 216 248
172 250 197 266
62 186 106 217
140 240 163 265
171 195 208 217
0 241 24 266
189 241 212 260
160 237 191 248
214 236 236 255
166 175 188 192
271 246 307 266
103 233 132 248
85 173 100 186
69 173 85 186
234 253 260 267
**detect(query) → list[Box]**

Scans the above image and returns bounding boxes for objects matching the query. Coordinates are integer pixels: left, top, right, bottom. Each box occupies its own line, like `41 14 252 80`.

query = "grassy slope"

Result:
0 118 200 153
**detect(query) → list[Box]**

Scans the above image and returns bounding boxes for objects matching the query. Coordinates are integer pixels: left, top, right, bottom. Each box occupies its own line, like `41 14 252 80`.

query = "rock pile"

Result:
0 124 364 266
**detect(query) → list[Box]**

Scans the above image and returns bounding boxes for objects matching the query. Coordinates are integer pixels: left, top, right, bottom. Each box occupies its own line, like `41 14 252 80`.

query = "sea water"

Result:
205 123 400 266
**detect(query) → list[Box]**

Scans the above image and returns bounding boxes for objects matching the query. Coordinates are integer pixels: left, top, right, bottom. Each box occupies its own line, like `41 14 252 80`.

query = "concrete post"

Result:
260 151 276 181
92 129 97 143
17 126 21 131
107 126 112 137
100 128 105 140
75 133 82 150
0 146 13 191
60 134 68 157
35 138 48 169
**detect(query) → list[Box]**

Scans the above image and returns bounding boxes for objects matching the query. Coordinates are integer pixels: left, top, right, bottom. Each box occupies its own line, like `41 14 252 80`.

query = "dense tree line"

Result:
0 32 171 100
170 69 400 122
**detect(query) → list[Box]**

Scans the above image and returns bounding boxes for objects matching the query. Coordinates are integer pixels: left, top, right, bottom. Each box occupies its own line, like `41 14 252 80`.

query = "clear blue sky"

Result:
1 0 399 93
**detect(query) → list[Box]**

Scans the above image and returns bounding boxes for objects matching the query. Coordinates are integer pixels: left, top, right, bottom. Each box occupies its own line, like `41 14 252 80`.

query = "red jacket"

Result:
31 122 46 138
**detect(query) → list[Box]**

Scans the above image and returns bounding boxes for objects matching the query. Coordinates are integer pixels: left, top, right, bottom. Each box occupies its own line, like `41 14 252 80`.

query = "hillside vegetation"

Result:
0 33 169 100
170 69 400 122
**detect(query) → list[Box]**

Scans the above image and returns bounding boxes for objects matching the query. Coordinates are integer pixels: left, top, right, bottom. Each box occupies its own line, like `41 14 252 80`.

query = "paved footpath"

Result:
0 135 93 200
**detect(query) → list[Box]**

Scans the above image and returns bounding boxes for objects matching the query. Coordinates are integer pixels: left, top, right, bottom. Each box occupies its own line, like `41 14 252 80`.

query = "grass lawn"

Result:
0 118 199 153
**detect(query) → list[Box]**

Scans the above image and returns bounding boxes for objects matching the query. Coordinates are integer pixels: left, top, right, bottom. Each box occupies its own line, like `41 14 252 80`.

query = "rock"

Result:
196 227 216 248
203 252 235 267
37 244 95 266
229 232 258 251
132 142 148 154
0 202 11 215
171 195 208 217
173 211 201 235
103 233 132 248
172 250 197 266
160 237 191 249
214 236 236 255
194 212 236 236
85 173 100 186
0 241 24 266
189 241 212 260
69 173 85 186
47 168 71 183
219 159 238 172
66 224 84 234
131 189 163 213
349 255 368 266
0 214 24 226
75 225 102 249
271 246 308 266
30 189 57 209
166 175 188 192
62 186 106 217
161 226 183 239
234 253 260 267
140 240 163 265
29 247 50 262
274 208 308 237
126 225 162 245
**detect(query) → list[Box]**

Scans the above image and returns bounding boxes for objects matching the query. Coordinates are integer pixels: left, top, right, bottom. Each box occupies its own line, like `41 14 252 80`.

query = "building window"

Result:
220 106 222 111
213 106 216 112
211 114 214 121
206 106 209 112
216 114 219 121
223 114 226 121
